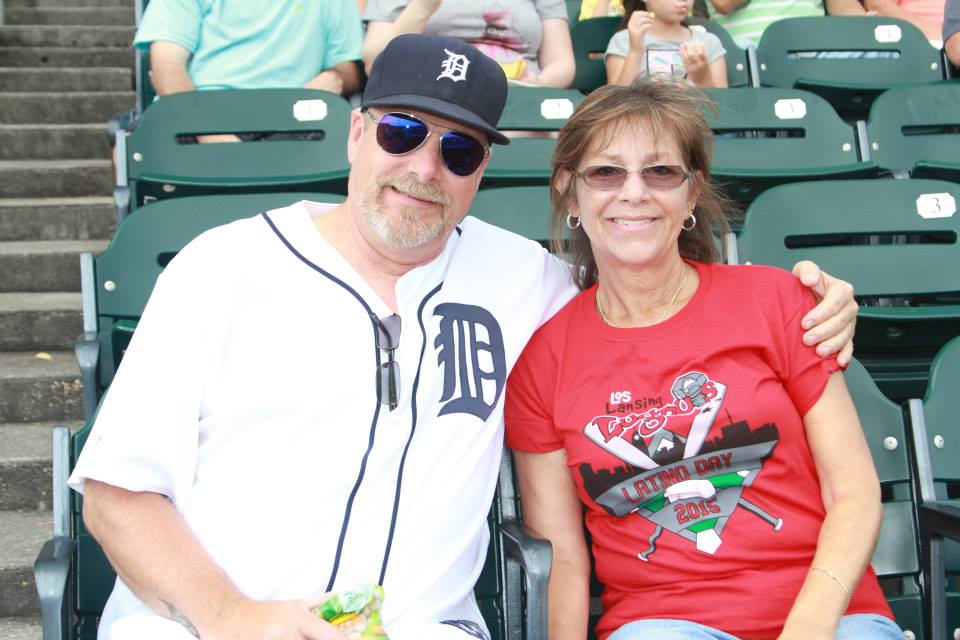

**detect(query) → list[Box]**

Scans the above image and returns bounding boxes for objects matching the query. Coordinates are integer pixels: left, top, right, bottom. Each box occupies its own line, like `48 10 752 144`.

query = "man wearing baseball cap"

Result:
70 34 856 640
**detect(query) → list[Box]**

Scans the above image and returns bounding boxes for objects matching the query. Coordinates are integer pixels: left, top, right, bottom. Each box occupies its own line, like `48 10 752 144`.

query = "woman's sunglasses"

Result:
576 164 690 191
365 110 490 177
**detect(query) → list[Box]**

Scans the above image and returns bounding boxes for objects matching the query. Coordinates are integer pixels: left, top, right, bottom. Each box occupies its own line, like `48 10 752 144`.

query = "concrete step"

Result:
0 351 83 423
0 510 50 617
0 67 132 92
8 0 133 7
0 239 107 292
0 197 115 241
0 617 43 640
0 422 81 512
0 160 112 199
0 293 82 351
0 124 111 161
0 46 133 67
0 25 135 48
0 92 134 125
6 6 135 25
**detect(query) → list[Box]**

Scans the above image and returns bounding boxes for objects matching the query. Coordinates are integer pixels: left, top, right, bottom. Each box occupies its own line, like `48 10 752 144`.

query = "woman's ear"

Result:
687 170 704 211
555 169 578 215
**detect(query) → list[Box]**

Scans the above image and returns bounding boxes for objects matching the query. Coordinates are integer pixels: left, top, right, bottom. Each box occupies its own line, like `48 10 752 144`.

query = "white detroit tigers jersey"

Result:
69 200 577 640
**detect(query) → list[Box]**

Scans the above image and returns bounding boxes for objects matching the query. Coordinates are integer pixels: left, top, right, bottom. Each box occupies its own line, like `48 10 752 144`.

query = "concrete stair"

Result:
5 7 135 25
0 197 115 241
0 239 108 291
0 92 134 124
0 25 135 48
0 47 133 67
0 67 132 91
0 124 111 160
1 0 131 631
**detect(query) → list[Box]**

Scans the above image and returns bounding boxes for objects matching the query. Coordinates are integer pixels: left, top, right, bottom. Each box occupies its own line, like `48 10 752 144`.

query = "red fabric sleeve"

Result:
777 275 843 417
505 329 565 453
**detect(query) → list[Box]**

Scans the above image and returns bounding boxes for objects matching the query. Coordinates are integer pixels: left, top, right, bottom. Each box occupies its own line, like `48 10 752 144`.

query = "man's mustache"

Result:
376 174 452 208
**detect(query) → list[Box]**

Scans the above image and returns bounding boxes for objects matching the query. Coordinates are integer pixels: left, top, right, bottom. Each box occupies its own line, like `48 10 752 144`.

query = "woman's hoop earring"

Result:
566 213 581 230
682 214 697 231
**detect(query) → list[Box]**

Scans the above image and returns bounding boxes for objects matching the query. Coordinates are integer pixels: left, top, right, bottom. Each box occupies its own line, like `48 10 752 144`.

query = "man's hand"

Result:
626 11 654 52
680 42 709 84
305 70 345 95
792 260 858 366
204 594 342 640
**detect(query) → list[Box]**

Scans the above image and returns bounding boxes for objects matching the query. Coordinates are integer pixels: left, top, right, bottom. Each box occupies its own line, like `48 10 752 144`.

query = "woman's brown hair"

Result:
549 79 732 290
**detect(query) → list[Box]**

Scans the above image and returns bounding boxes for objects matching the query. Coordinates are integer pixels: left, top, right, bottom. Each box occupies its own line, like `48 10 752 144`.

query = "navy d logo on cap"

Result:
362 34 510 146
437 48 470 82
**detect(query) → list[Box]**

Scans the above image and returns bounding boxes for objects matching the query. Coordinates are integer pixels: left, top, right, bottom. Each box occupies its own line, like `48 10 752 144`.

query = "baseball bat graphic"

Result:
738 498 783 531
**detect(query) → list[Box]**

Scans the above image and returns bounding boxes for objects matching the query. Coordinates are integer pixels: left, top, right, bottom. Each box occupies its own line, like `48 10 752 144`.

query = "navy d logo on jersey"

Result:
434 303 505 420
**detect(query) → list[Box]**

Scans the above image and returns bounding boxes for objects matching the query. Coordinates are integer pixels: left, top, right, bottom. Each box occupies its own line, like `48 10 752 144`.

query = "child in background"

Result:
604 0 727 87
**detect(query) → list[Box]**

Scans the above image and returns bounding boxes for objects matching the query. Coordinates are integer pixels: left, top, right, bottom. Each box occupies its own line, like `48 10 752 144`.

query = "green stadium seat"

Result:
571 17 621 91
907 338 960 640
133 0 154 113
483 88 584 189
470 186 555 248
845 359 924 639
865 82 960 182
755 16 944 120
117 89 353 218
700 87 877 209
731 178 960 401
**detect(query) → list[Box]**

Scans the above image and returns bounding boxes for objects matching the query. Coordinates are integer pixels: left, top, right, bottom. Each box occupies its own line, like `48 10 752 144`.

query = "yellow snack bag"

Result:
313 585 389 639
498 58 527 79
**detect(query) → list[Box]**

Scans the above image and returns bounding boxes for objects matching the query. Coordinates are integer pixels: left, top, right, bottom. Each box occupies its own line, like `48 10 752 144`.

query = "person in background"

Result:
135 0 364 142
945 0 960 64
706 0 873 47
605 0 727 87
864 0 946 42
506 79 902 640
361 0 576 88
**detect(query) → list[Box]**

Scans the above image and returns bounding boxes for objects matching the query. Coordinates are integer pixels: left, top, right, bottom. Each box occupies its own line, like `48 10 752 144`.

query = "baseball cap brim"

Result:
363 93 511 146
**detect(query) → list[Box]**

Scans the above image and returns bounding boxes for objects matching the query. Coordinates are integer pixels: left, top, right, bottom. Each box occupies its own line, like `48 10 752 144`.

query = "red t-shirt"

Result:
506 261 892 640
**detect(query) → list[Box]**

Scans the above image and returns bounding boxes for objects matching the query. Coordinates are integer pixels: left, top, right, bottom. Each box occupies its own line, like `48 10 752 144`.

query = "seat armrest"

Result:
918 501 960 540
500 518 552 640
74 331 99 423
34 535 75 640
113 185 131 224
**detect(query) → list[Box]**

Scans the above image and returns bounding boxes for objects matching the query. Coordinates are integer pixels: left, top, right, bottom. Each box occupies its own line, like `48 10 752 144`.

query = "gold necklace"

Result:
595 265 688 328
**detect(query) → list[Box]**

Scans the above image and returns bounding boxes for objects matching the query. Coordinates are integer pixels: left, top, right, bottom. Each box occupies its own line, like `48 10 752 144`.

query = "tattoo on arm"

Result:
161 599 200 638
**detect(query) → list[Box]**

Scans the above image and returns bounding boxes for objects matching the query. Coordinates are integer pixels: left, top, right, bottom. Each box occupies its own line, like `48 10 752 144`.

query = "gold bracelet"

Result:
810 565 852 599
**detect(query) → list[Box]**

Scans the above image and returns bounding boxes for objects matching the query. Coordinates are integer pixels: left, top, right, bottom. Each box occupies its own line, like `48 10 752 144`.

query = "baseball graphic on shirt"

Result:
580 372 781 560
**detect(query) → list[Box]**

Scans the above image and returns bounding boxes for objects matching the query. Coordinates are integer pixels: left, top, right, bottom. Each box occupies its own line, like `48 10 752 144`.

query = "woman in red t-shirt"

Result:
505 80 902 640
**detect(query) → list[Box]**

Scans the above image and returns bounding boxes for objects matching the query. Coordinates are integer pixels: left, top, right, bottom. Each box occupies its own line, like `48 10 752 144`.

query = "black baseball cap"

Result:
362 34 510 146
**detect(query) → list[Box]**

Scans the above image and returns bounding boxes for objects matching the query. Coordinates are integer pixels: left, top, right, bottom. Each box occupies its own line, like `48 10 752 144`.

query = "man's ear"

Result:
346 109 365 163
